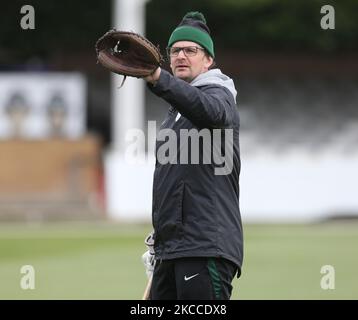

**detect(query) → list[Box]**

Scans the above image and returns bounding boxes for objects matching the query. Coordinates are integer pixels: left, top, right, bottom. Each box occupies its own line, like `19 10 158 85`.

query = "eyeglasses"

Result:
166 46 205 58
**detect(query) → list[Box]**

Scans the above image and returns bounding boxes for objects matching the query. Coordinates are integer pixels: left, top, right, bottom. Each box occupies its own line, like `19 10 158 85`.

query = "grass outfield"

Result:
0 221 357 299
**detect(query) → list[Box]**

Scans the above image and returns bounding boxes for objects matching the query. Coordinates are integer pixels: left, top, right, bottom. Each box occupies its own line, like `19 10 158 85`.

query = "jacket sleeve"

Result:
147 69 237 129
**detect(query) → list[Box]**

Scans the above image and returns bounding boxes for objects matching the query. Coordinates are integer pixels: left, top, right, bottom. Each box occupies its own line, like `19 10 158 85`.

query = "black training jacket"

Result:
147 69 243 276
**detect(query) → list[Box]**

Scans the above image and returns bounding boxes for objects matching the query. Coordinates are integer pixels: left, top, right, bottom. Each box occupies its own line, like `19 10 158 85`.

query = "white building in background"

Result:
240 149 358 222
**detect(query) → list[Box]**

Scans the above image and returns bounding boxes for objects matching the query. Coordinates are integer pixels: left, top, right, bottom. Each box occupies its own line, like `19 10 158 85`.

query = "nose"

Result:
176 48 186 59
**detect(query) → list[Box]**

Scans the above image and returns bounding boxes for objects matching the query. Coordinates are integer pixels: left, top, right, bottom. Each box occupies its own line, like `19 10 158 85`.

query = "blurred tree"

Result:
0 0 357 66
0 0 111 64
146 0 358 53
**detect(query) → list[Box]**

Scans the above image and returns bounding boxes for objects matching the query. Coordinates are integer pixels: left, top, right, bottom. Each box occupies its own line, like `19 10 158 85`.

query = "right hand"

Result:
142 250 155 279
144 67 161 85
142 231 155 278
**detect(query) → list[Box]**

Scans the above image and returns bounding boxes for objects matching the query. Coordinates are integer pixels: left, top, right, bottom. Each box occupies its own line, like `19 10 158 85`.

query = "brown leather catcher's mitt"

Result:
95 29 163 81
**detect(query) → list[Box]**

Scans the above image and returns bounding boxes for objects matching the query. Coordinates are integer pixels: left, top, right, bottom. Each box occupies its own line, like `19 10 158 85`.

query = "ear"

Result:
204 55 214 70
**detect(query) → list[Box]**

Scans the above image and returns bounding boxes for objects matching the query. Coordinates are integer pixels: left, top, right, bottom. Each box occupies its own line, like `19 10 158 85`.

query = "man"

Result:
143 11 243 300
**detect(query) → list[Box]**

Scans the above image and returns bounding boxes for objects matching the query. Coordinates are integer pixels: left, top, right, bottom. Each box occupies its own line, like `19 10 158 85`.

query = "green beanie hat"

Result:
168 11 215 58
